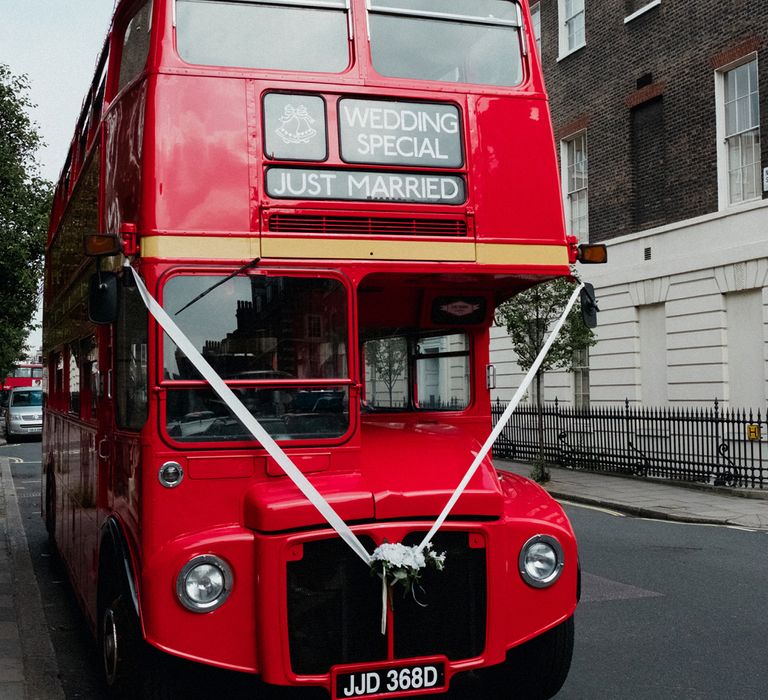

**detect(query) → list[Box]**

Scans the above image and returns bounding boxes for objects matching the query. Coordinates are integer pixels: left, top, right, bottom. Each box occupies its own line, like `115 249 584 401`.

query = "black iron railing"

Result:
491 398 767 489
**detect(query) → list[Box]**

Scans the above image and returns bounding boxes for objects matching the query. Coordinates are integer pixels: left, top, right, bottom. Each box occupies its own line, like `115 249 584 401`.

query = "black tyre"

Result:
100 593 178 699
481 616 575 700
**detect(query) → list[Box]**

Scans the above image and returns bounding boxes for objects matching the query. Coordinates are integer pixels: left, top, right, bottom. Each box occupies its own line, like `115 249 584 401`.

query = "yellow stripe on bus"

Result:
476 243 569 266
141 236 569 266
141 236 261 259
261 237 475 261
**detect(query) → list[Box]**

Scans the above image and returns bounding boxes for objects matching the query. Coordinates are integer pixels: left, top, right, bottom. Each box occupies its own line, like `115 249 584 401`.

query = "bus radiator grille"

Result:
393 532 486 662
268 214 468 237
287 536 387 675
286 532 486 675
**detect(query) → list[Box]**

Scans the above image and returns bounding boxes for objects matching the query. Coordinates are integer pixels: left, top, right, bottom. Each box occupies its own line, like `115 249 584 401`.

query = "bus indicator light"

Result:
83 233 122 257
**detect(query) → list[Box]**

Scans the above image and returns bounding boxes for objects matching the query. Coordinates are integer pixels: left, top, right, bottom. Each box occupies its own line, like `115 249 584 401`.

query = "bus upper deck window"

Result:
369 0 524 87
175 0 350 73
118 0 153 92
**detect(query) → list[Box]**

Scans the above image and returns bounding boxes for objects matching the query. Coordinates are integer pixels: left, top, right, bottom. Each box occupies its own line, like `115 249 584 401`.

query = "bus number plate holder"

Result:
333 659 446 698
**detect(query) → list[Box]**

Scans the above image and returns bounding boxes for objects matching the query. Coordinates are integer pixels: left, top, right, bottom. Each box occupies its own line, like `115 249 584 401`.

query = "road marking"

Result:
637 517 762 533
580 572 663 603
7 457 23 464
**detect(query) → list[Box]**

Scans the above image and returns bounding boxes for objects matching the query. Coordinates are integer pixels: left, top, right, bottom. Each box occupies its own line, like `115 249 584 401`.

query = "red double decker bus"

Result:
44 1 601 697
1 362 44 407
2 362 43 391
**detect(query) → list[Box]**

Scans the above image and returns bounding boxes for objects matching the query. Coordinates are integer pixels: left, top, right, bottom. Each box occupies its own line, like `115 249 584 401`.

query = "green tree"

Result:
0 64 52 378
495 274 596 481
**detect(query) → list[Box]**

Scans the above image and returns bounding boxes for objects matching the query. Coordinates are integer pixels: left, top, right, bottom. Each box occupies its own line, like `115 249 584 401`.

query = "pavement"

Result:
0 449 767 699
496 459 768 531
0 454 65 700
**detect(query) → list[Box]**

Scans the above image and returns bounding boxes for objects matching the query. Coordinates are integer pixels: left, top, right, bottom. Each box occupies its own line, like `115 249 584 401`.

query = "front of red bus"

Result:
113 0 579 697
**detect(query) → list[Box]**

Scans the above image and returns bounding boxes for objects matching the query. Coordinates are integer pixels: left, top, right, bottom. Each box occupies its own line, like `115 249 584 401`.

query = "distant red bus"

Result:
1 362 43 396
2 362 43 390
43 1 598 697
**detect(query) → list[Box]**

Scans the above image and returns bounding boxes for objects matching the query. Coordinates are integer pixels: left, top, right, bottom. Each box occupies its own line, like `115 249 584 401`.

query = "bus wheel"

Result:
101 593 142 697
481 616 575 700
100 593 176 700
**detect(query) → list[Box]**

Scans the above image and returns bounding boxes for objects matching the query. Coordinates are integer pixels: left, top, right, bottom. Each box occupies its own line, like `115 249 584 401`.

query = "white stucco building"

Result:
491 2 768 413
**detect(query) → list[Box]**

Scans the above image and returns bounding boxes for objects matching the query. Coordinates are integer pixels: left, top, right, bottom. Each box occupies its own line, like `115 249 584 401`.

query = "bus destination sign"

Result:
339 99 463 168
266 168 465 205
263 95 464 203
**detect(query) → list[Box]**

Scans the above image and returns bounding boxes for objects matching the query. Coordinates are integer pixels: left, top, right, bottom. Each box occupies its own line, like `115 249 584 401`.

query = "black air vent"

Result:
268 214 468 237
287 536 385 675
286 531 487 675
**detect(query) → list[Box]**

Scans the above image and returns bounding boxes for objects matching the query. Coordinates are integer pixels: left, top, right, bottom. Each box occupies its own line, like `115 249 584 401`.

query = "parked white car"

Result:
3 387 43 441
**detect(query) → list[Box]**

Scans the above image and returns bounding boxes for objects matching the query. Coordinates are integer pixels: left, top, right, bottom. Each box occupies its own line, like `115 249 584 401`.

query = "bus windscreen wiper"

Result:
174 258 260 316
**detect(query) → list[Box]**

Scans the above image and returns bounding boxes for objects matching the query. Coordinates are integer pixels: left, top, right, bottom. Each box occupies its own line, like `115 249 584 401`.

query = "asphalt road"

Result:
3 440 767 699
561 502 768 699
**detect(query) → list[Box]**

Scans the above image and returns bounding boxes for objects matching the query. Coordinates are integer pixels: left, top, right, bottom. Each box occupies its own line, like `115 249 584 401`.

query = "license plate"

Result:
334 661 446 699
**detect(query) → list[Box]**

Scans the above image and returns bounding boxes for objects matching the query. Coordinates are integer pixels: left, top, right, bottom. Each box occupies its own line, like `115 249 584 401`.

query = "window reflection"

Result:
69 346 81 416
364 332 470 411
166 387 348 442
176 0 349 73
369 2 523 87
162 273 350 443
164 275 348 381
415 333 470 410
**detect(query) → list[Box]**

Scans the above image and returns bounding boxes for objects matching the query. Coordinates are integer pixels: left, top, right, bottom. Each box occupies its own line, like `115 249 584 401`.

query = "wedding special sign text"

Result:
264 97 465 205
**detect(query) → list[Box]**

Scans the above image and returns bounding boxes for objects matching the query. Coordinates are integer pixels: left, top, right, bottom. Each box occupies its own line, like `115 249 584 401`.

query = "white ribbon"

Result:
381 567 388 635
416 282 584 552
127 264 372 566
126 262 582 572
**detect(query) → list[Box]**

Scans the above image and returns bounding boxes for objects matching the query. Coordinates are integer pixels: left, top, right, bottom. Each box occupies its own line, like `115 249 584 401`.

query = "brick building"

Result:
491 0 768 410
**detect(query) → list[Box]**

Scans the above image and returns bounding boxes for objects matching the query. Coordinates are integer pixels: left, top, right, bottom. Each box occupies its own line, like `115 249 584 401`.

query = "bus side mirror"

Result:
88 271 119 324
580 283 599 329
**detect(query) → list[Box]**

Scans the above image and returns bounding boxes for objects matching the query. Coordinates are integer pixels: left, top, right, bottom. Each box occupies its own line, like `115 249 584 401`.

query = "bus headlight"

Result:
519 535 564 588
176 555 233 612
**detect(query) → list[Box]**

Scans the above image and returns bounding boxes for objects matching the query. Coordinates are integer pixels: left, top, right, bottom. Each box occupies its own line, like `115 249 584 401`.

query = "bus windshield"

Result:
369 0 524 86
175 0 350 73
162 273 350 442
10 389 43 407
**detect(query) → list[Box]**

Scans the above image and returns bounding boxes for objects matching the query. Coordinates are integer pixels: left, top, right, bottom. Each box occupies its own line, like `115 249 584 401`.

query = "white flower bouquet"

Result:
370 542 446 601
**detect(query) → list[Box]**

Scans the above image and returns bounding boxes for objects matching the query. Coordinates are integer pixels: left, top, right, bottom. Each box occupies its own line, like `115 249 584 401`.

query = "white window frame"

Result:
624 0 661 24
715 54 762 209
560 131 589 239
572 347 590 409
530 2 541 59
557 0 585 60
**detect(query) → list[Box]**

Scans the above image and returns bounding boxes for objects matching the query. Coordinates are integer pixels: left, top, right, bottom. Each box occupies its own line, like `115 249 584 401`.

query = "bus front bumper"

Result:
140 508 577 694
